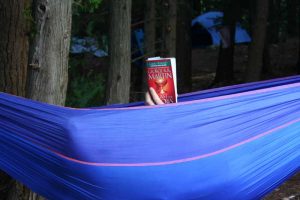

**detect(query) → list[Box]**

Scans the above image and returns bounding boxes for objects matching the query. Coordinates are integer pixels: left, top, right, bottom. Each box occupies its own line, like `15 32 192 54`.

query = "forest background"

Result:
0 0 300 199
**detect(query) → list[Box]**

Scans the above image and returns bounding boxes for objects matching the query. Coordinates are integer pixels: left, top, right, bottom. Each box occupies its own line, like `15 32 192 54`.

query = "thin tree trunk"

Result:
106 0 132 104
0 0 32 199
298 36 300 74
267 0 281 44
161 0 177 57
143 0 157 92
245 0 269 82
26 0 72 105
287 0 298 37
298 7 300 74
214 25 235 84
214 0 240 85
192 0 201 17
262 40 272 77
296 0 300 74
262 1 274 77
176 0 192 93
145 0 156 58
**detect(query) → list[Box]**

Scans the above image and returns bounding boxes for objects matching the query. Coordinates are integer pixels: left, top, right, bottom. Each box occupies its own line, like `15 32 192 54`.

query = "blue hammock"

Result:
1 76 300 200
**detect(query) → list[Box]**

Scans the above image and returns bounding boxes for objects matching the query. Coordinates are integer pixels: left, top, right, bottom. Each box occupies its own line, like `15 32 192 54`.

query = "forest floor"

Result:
191 38 300 200
191 38 299 90
263 173 300 200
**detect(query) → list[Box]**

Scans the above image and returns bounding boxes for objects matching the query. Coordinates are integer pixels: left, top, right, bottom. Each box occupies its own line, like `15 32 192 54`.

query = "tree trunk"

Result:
26 0 72 105
262 1 274 77
144 0 156 58
298 35 300 74
245 0 269 82
176 0 192 93
161 0 177 57
287 0 298 37
298 4 300 74
1 0 71 199
0 0 31 96
3 0 72 199
0 0 32 199
192 0 201 17
106 0 132 104
214 25 235 84
143 0 157 92
262 39 272 77
214 0 241 85
268 0 281 43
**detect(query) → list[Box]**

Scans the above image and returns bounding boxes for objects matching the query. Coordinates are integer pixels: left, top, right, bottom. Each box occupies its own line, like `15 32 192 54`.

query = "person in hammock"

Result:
145 87 164 105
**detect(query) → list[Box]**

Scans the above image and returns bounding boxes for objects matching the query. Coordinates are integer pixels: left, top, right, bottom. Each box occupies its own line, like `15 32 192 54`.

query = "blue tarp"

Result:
191 11 251 46
133 11 251 52
0 76 300 199
70 37 108 57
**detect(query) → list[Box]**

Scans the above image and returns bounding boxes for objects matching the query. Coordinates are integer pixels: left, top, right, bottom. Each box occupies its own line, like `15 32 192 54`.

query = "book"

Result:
145 57 177 103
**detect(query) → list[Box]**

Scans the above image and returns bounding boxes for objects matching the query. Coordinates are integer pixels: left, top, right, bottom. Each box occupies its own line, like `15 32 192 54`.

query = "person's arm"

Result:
145 87 164 105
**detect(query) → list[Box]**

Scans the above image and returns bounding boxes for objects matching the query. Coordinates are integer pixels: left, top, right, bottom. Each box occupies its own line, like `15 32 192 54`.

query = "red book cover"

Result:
146 57 177 103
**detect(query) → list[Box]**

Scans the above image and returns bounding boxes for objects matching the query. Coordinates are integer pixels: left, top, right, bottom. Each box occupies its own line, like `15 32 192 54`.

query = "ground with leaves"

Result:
263 173 300 199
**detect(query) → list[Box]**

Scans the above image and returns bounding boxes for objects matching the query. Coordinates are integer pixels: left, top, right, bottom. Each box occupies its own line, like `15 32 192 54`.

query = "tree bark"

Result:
262 0 274 77
2 0 72 199
214 0 240 85
287 0 298 37
144 0 156 58
161 0 177 57
298 35 300 74
1 0 71 199
0 0 32 199
268 0 281 43
192 0 201 17
106 0 132 104
176 0 192 93
298 2 300 74
26 0 72 105
0 0 31 96
143 0 157 92
245 0 269 82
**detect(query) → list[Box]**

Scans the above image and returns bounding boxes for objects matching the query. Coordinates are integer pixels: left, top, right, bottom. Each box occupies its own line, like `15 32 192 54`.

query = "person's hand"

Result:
145 87 164 105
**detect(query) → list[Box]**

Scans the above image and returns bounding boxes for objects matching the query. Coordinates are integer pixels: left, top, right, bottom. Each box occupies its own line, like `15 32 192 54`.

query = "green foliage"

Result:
72 0 109 50
66 73 105 108
86 21 96 36
73 0 103 13
68 0 108 108
66 57 106 108
199 0 224 13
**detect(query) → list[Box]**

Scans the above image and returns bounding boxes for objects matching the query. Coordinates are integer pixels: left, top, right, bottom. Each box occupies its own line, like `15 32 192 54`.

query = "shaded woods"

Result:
67 0 300 106
0 0 299 199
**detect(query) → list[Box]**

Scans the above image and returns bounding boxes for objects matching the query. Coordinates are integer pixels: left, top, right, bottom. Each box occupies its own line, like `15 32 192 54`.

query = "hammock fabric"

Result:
1 76 300 200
